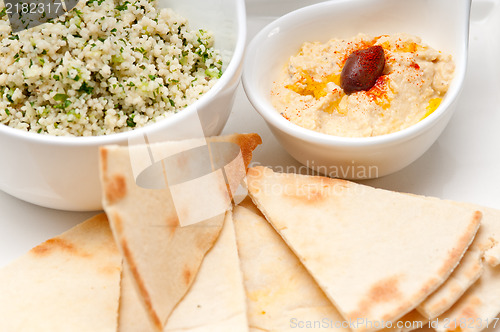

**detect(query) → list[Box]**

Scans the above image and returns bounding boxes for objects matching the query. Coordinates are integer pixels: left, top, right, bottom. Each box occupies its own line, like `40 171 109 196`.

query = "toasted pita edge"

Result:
209 133 262 169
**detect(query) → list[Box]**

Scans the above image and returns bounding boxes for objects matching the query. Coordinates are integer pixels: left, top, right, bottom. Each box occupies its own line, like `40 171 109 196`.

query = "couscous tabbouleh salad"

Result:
0 0 223 136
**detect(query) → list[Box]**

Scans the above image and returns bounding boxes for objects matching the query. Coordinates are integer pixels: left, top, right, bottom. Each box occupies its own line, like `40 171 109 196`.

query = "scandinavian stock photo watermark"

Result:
298 160 378 180
250 160 379 180
289 317 500 330
290 317 425 330
127 114 248 227
123 109 379 227
246 161 378 200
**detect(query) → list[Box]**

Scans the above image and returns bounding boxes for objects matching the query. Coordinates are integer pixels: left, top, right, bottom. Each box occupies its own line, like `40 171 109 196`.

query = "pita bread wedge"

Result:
245 166 481 332
417 247 483 319
118 211 249 331
418 205 500 319
432 263 500 332
233 199 349 332
100 133 260 331
0 213 121 332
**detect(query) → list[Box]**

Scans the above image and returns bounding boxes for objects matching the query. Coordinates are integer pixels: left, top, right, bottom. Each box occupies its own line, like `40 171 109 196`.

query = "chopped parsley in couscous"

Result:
0 0 223 136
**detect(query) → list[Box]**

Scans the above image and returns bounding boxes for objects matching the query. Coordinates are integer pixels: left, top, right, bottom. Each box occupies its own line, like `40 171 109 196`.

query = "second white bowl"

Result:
243 0 470 179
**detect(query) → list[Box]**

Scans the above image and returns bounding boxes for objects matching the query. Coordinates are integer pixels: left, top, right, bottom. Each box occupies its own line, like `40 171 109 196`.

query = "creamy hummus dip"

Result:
271 33 454 137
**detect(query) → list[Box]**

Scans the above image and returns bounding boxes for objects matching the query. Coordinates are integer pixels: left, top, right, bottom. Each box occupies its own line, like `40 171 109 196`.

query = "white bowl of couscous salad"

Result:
0 0 246 210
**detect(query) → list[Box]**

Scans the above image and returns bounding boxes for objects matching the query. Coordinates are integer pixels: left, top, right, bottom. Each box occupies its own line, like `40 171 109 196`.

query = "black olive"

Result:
340 45 385 94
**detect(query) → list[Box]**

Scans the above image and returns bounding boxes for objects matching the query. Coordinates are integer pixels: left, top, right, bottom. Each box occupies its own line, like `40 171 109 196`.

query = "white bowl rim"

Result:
0 0 247 147
242 0 470 148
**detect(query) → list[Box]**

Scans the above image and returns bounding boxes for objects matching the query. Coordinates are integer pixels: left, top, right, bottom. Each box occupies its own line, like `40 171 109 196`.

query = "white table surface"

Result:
1 0 499 281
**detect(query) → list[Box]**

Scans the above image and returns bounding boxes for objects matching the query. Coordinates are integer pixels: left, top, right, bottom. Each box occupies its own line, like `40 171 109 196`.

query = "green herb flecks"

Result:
86 0 105 6
53 93 72 109
126 114 136 127
111 54 125 64
78 82 94 94
116 2 130 11
5 89 14 103
0 7 7 19
54 100 72 109
205 67 222 79
54 93 68 102
66 109 81 121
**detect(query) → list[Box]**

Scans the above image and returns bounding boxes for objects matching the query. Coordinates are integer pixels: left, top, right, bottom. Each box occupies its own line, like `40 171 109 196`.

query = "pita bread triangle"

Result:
233 198 349 332
118 211 249 331
245 166 481 332
433 263 500 332
100 133 261 331
426 205 500 332
417 236 483 319
417 203 500 319
0 213 121 331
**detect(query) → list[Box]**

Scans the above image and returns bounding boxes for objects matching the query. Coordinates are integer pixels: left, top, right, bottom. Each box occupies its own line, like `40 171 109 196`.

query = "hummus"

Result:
271 33 454 137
